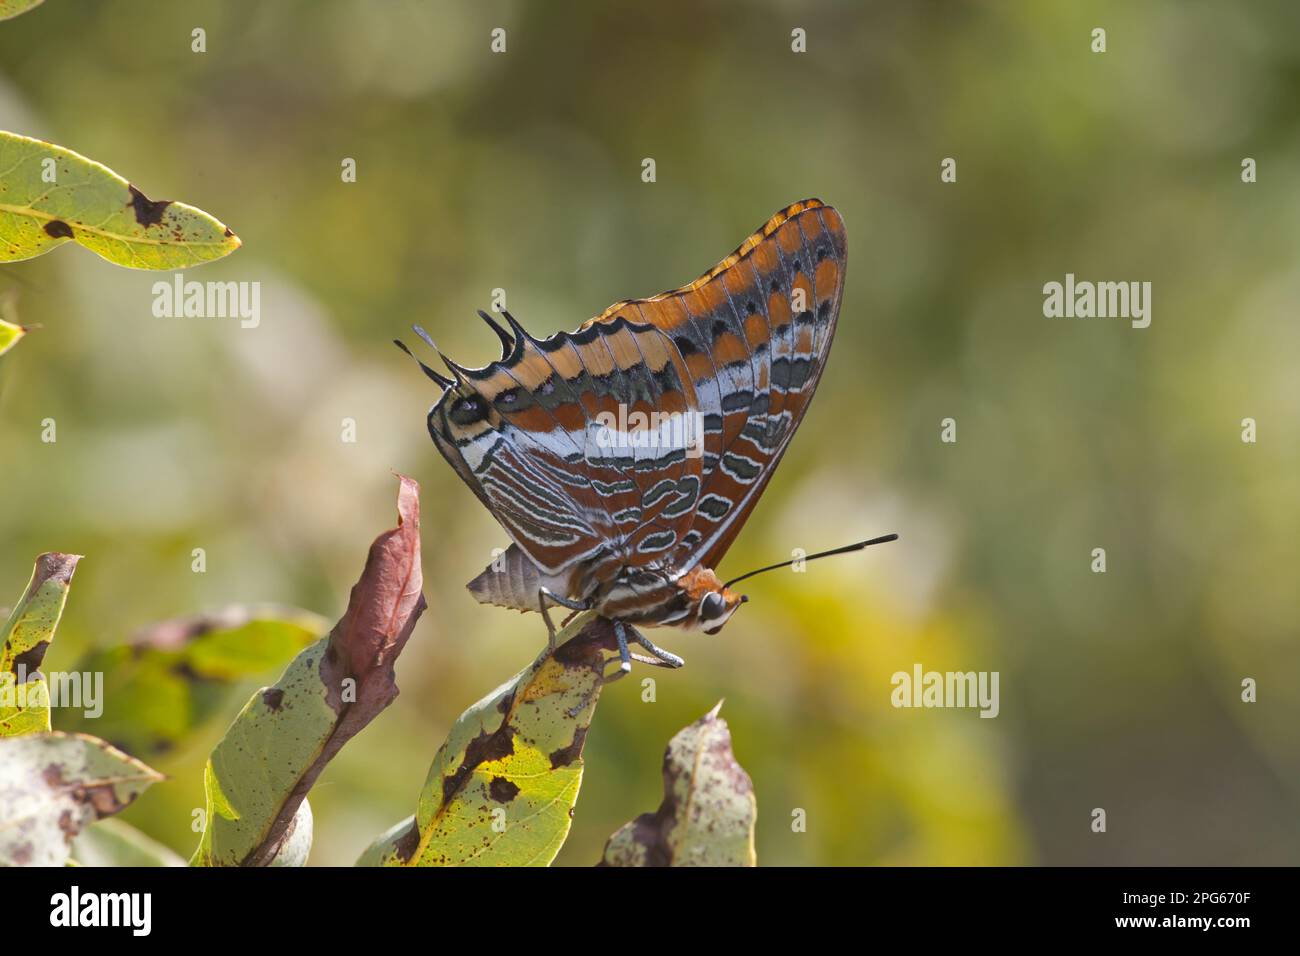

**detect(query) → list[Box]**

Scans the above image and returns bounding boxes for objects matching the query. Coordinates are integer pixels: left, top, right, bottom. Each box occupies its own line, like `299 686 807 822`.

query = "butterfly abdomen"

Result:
466 542 581 613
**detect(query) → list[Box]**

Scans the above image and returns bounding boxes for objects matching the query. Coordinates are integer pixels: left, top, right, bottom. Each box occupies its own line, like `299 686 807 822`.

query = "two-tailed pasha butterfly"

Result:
398 199 896 679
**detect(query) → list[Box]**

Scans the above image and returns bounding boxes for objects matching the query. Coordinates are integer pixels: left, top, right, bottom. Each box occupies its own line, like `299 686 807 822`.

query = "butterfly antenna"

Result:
393 337 454 389
723 534 898 589
477 310 514 360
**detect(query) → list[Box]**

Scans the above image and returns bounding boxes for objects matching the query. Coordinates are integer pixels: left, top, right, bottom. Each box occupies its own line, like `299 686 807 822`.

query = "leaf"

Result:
357 611 618 867
70 818 186 868
0 553 81 737
190 475 426 866
0 0 45 22
59 604 329 759
354 814 414 867
0 290 27 357
0 131 240 269
600 702 757 867
0 315 22 356
0 731 163 867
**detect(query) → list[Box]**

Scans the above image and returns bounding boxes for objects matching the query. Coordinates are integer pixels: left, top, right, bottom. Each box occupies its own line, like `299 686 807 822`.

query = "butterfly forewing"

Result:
592 200 847 573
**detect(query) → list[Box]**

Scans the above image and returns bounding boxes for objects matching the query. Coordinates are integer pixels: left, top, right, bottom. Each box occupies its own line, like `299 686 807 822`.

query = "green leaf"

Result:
190 476 426 866
0 0 45 22
357 611 618 867
0 553 80 737
0 131 240 269
59 604 329 759
0 315 22 356
70 818 186 868
354 815 414 867
600 702 757 867
0 291 26 357
0 731 163 867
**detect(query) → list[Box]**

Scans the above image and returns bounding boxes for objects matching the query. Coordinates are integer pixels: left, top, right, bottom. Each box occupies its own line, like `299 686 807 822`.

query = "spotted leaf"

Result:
600 702 757 866
60 604 328 760
0 131 239 269
190 476 425 866
357 611 617 867
0 553 80 737
0 731 163 867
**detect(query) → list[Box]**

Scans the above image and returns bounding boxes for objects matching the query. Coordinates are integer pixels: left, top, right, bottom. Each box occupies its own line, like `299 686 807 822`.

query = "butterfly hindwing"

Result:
428 313 703 592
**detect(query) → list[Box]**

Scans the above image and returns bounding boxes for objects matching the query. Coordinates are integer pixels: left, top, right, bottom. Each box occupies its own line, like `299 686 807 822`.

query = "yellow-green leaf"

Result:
600 702 757 867
0 288 28 357
0 0 45 22
0 731 163 867
190 476 426 867
358 611 618 867
70 818 186 868
0 131 240 269
0 553 80 737
59 604 328 759
0 310 25 357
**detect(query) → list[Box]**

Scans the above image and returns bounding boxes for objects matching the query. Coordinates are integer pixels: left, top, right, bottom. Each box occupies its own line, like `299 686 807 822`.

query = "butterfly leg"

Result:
566 621 682 717
601 620 635 684
627 625 685 669
538 587 589 652
565 620 634 718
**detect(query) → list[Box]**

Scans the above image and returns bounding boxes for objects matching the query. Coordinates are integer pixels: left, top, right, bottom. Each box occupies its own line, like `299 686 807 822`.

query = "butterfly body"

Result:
410 199 846 670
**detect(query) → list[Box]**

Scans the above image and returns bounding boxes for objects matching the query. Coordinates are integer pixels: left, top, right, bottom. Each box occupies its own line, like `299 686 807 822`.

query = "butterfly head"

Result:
677 566 747 635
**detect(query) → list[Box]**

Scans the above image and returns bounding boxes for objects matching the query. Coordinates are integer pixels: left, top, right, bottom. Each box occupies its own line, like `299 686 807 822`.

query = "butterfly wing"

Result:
427 312 703 595
425 198 845 600
579 199 847 573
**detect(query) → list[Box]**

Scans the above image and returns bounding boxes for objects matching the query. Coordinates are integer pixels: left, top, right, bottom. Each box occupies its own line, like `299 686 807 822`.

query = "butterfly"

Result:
398 199 895 680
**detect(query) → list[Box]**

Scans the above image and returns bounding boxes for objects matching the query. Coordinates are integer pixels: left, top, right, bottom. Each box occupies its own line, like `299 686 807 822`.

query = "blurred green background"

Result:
1 0 1297 866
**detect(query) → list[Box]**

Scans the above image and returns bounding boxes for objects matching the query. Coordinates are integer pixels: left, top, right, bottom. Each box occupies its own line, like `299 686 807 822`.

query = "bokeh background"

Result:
2 0 1297 865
